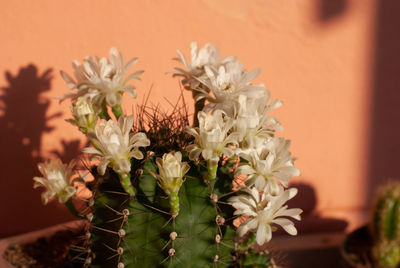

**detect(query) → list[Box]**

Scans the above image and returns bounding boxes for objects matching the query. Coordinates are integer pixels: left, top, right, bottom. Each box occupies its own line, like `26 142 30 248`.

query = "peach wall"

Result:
0 0 380 237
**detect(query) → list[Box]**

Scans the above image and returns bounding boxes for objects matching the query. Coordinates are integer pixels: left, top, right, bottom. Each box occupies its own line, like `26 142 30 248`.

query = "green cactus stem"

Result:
66 153 275 267
375 241 400 268
112 104 123 119
192 89 205 127
99 102 111 120
371 183 400 267
235 233 276 267
81 155 273 267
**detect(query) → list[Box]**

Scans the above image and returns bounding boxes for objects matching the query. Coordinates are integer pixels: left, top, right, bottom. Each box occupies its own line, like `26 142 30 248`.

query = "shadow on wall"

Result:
318 0 400 211
367 1 400 203
0 65 81 238
313 0 400 216
286 183 348 235
317 0 348 23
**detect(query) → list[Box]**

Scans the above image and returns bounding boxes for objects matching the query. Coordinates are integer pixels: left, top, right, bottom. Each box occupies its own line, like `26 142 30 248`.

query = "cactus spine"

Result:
371 183 400 267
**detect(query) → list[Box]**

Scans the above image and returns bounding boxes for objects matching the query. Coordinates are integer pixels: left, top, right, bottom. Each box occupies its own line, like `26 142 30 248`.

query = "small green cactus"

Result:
371 182 400 267
33 43 302 267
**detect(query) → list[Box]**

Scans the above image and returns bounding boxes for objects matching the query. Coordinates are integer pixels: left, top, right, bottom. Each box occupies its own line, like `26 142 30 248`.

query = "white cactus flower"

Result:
189 42 221 70
185 110 239 165
66 96 98 133
174 42 233 90
196 60 266 114
153 151 190 194
232 93 283 150
60 47 143 108
236 138 300 194
229 186 302 245
33 159 76 204
83 116 150 176
150 151 190 216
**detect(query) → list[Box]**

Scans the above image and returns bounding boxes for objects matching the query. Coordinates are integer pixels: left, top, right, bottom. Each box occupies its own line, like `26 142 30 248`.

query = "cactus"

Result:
84 157 235 267
371 183 400 267
33 43 302 267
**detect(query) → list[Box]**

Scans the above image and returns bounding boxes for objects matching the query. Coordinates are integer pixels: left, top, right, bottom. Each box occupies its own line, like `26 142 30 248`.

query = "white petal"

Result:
124 70 144 82
247 218 259 229
60 71 77 89
117 158 131 174
185 126 199 139
109 47 119 66
106 93 118 107
119 115 134 135
269 99 283 110
98 159 110 175
130 132 150 147
256 223 268 245
124 57 138 70
254 176 266 191
130 150 144 160
273 218 297 235
265 153 275 168
202 149 214 161
188 148 202 160
236 165 254 175
275 208 303 220
123 85 137 97
220 147 234 157
42 191 54 204
33 177 46 188
83 147 101 155
244 68 260 84
287 187 298 200
237 223 249 237
268 179 280 195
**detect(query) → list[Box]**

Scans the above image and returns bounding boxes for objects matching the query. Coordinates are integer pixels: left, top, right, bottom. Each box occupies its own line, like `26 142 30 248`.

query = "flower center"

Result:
105 69 117 80
257 199 269 211
257 210 270 224
220 82 235 93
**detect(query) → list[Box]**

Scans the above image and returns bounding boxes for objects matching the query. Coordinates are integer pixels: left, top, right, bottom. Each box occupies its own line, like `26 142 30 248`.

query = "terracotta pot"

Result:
0 221 83 267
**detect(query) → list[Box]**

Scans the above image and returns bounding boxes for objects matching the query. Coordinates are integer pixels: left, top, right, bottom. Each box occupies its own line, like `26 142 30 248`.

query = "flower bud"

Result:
68 97 97 133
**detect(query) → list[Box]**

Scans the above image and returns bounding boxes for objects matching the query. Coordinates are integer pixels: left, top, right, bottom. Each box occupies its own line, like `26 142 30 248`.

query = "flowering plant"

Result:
34 44 301 267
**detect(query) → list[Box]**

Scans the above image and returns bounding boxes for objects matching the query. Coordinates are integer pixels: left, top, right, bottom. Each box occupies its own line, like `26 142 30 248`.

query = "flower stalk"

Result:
150 152 190 216
112 104 123 119
119 172 135 196
64 198 82 218
169 191 180 217
205 159 218 182
99 102 111 120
